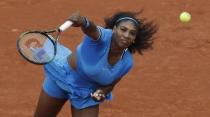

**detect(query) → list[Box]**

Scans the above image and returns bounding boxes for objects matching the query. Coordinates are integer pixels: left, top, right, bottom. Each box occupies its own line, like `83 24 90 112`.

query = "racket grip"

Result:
58 20 73 32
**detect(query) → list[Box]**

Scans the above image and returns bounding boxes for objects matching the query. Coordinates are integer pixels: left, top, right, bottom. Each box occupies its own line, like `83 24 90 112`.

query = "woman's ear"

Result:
112 25 117 33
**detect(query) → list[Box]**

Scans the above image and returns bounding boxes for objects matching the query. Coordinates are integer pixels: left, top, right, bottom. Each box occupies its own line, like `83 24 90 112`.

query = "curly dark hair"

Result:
104 11 158 55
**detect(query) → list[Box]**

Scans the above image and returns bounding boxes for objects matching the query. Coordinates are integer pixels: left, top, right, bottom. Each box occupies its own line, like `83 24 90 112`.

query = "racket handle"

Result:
58 20 73 32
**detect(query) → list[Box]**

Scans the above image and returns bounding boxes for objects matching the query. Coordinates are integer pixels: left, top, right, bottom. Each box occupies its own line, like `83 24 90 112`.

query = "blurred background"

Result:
0 0 210 116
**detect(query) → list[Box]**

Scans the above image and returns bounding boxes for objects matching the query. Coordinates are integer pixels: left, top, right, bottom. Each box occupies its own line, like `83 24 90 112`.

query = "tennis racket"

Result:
17 20 73 65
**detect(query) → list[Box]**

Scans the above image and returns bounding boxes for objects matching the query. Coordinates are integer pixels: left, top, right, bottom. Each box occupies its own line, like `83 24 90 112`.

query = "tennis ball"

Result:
179 12 191 23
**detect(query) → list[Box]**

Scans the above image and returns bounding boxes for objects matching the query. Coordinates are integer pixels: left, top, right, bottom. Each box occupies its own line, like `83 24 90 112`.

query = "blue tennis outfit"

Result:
43 26 133 109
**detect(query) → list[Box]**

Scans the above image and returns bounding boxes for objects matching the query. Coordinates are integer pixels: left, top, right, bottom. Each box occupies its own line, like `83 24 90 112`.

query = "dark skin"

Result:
34 89 99 117
69 13 137 100
69 13 137 68
34 12 137 117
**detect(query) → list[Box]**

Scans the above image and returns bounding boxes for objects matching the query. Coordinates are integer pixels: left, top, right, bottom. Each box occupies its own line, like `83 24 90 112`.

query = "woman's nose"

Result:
123 32 130 38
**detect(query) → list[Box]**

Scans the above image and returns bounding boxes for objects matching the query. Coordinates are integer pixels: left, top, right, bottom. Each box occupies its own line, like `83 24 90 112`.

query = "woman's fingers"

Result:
68 12 85 27
90 91 105 101
98 93 105 98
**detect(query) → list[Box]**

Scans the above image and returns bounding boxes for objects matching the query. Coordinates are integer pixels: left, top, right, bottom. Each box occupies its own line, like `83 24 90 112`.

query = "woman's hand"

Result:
90 89 105 102
68 12 85 27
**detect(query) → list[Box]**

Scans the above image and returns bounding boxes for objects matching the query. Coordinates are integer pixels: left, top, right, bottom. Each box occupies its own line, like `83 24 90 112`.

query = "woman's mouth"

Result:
120 39 129 46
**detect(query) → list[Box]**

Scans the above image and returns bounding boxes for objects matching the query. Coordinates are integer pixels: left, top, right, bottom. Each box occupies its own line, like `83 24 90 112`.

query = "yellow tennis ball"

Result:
179 12 191 23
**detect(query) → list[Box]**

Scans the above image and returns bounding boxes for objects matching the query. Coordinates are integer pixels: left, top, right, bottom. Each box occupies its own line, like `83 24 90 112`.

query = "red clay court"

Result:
0 0 210 117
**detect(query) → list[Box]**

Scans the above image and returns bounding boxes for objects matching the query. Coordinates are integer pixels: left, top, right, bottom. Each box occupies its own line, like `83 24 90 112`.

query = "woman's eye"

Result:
130 32 136 36
120 28 126 32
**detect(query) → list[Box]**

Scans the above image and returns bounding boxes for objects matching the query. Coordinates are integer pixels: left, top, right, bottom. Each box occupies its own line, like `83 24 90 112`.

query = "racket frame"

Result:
17 30 59 65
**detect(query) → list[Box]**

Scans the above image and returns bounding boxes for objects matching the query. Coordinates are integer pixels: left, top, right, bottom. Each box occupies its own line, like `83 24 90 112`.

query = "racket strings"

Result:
17 32 56 64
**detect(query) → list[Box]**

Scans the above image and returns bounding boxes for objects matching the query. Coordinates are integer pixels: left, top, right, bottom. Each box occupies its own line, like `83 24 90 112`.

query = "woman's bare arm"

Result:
68 12 100 40
99 78 122 95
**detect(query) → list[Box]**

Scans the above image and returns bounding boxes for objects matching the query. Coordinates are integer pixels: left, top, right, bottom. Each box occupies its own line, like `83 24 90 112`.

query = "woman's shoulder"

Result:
97 26 112 32
82 26 112 43
97 26 112 42
97 26 112 40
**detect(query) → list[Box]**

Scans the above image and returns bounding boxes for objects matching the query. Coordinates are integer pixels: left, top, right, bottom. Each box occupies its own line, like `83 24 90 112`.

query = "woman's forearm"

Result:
99 85 114 95
81 18 100 40
98 78 122 95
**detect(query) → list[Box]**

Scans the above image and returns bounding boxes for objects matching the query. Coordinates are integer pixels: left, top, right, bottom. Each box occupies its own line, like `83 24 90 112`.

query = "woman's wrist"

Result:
83 17 90 28
100 86 114 95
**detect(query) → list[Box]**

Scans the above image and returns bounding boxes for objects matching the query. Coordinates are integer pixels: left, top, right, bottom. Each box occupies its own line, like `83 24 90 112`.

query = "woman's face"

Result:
112 20 137 48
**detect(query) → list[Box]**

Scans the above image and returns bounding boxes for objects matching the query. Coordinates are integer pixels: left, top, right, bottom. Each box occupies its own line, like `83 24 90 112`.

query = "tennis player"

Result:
34 11 158 117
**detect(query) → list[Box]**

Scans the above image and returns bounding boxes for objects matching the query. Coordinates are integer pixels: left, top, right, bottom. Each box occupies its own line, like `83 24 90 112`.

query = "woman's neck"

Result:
107 37 127 65
109 37 124 55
